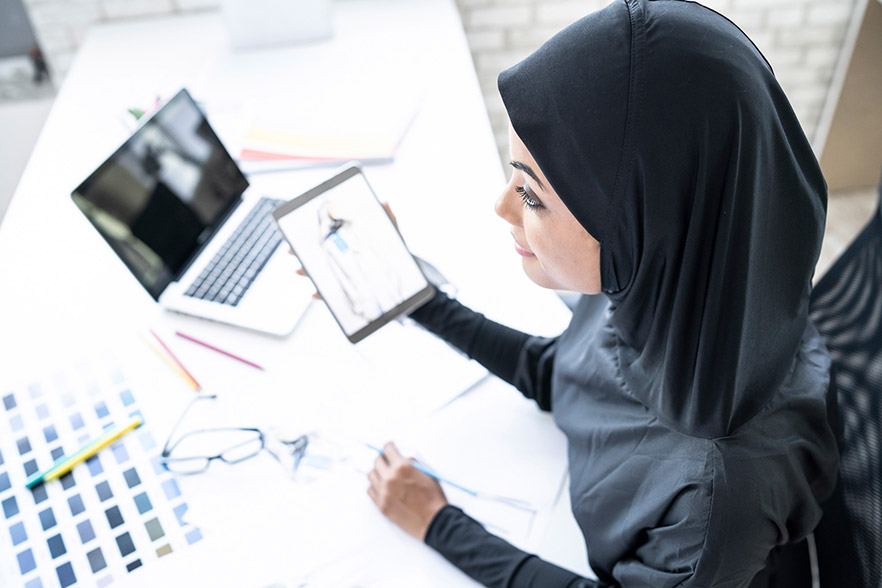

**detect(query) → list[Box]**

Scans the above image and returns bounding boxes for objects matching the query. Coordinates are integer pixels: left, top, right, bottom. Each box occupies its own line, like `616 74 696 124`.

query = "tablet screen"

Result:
273 165 434 342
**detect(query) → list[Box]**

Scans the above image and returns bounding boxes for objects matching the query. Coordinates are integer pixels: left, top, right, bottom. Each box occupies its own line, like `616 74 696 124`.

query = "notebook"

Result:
71 89 312 336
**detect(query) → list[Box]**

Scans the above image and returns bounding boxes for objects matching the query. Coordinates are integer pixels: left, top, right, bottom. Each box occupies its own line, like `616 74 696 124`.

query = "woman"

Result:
367 0 840 585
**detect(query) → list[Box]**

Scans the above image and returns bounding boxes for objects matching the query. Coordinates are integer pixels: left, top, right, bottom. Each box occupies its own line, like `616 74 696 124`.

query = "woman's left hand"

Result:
367 442 448 540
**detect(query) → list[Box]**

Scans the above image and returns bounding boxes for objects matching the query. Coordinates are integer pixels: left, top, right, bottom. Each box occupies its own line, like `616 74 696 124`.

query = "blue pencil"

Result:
365 443 477 496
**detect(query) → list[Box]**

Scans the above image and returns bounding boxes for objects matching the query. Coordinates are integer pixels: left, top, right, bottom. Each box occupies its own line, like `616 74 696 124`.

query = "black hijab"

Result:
499 0 828 438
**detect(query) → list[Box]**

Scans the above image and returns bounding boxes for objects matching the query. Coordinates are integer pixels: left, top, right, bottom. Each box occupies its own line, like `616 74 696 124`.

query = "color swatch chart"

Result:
0 357 202 587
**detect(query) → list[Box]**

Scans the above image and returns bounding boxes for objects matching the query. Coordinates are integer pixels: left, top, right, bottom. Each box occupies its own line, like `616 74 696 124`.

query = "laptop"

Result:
71 88 313 336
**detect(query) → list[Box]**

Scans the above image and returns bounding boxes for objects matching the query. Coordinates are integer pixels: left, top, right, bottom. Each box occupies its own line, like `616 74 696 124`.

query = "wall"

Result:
818 0 882 191
24 0 858 167
453 0 857 166
23 0 219 78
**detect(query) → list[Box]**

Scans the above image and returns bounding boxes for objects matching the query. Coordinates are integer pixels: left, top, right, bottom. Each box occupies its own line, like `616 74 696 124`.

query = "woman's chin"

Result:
522 259 557 290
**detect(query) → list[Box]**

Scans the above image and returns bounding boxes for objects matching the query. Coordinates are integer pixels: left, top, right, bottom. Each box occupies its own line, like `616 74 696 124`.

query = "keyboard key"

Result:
183 197 283 307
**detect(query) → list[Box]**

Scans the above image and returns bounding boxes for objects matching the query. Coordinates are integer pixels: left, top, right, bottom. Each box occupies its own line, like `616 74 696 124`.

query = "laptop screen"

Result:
72 89 249 299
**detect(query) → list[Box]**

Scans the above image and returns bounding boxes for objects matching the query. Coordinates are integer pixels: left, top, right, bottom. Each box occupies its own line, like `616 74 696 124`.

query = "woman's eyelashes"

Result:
515 185 544 210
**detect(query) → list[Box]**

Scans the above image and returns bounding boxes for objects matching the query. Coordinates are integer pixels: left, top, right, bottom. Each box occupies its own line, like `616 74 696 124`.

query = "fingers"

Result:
293 267 321 299
383 442 407 465
370 442 423 481
368 454 394 515
374 453 391 475
366 441 449 539
367 474 394 516
368 466 382 487
372 443 414 482
382 201 399 230
366 483 381 509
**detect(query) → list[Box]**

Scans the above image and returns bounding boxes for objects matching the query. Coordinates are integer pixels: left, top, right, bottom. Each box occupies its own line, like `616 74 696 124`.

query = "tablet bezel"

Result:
272 164 436 343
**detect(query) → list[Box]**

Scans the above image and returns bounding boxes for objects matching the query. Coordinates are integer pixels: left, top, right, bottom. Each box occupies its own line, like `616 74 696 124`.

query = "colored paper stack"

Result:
237 95 420 172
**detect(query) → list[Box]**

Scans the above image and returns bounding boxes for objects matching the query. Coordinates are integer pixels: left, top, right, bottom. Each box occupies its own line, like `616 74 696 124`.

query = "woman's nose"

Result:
495 184 521 226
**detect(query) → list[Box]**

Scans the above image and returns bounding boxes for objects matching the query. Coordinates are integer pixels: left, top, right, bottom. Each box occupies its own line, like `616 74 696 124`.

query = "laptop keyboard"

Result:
184 197 285 307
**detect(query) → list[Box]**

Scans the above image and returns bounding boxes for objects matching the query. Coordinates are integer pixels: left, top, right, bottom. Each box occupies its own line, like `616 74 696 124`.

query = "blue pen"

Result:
365 443 478 496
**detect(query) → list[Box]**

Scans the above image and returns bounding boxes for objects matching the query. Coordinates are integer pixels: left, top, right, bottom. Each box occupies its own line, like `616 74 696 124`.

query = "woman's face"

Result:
495 125 602 294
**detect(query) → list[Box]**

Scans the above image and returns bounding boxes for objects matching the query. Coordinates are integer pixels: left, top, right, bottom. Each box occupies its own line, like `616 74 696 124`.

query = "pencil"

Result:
139 333 201 391
150 329 202 390
175 331 265 371
26 416 143 488
365 443 477 496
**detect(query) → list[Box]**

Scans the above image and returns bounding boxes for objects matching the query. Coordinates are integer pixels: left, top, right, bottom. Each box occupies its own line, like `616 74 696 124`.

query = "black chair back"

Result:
809 180 882 588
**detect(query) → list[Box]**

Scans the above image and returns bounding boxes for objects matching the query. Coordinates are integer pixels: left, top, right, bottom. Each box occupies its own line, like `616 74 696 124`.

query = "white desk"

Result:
0 1 582 585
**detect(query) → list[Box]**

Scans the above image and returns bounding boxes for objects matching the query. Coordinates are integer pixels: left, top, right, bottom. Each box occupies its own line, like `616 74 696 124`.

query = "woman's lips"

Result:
512 234 535 257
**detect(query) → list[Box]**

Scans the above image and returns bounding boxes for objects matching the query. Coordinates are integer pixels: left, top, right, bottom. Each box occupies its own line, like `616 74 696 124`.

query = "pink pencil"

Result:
149 329 202 390
175 331 265 371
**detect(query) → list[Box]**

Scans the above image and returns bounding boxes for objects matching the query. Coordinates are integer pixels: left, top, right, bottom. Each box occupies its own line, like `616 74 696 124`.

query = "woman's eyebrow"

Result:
509 161 546 191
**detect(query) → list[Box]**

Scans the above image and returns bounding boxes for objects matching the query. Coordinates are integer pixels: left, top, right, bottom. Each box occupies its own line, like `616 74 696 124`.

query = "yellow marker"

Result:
25 416 143 488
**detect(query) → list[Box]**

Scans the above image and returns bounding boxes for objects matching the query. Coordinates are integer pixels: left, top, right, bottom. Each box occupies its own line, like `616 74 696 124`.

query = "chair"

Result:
809 177 882 588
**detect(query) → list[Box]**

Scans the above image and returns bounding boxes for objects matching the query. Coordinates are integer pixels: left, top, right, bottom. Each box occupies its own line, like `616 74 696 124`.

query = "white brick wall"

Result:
20 0 859 169
454 0 859 168
101 0 177 20
467 5 532 27
23 0 222 82
807 2 853 24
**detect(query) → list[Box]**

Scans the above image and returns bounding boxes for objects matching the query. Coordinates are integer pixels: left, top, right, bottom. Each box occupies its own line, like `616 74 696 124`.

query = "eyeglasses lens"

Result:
219 434 264 464
164 428 263 471
163 456 211 474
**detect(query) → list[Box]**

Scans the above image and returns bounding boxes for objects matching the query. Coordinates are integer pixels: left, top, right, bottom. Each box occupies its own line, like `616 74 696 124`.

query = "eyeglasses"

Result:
160 394 308 475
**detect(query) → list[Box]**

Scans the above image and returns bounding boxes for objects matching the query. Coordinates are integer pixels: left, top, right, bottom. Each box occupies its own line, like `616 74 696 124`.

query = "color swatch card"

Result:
0 356 202 587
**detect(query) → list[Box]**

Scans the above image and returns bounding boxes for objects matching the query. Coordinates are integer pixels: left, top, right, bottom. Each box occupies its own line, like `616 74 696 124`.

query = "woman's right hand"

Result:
294 267 321 299
367 442 448 540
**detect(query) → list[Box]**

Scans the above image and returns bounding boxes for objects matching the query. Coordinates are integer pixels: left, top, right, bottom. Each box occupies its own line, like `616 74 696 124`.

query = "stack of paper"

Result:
395 378 570 550
237 93 420 172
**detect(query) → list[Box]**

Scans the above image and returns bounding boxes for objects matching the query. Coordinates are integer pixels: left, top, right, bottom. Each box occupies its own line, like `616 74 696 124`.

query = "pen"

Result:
26 416 144 488
365 443 477 496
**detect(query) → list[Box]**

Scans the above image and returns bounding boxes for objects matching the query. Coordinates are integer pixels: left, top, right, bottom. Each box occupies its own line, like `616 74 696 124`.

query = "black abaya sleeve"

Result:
410 292 589 585
425 506 601 587
409 290 558 410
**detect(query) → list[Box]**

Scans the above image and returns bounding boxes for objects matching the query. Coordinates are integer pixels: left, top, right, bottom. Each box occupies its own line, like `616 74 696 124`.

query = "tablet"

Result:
272 165 435 343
